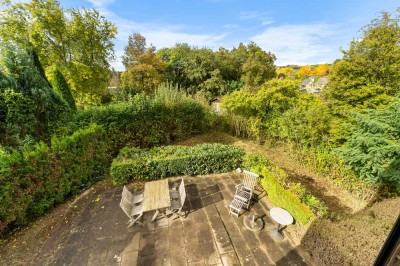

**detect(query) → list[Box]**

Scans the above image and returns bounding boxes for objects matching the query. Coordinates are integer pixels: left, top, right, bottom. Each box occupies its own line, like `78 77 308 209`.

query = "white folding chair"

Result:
169 179 187 218
234 170 259 209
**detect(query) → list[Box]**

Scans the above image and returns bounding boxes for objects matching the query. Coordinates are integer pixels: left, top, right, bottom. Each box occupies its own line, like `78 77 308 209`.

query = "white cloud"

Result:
86 0 116 7
251 23 341 65
239 11 266 20
223 23 239 29
89 3 228 70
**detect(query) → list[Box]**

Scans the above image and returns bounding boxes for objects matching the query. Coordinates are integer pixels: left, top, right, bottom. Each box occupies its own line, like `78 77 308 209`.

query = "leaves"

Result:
337 98 400 193
111 144 245 185
0 0 117 105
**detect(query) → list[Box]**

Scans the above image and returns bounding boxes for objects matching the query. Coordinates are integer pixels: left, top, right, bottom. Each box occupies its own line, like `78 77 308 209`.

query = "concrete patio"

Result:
2 172 311 265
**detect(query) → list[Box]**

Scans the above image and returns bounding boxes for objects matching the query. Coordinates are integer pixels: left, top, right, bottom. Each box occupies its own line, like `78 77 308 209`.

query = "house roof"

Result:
301 78 311 87
315 76 328 86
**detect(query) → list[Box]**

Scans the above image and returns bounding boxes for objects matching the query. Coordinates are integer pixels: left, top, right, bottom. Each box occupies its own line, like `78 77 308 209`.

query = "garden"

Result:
0 1 399 265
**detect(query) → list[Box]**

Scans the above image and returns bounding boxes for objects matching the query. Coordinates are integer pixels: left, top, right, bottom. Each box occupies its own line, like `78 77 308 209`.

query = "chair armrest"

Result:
235 183 243 194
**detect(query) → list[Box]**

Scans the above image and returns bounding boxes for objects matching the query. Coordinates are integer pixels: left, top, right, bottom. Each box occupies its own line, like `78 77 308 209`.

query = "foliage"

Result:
222 79 302 141
324 10 400 111
52 89 208 153
297 65 312 77
51 68 76 110
277 67 295 78
240 42 276 88
310 64 330 76
243 154 328 223
121 33 166 94
110 144 245 185
292 144 377 201
0 46 69 148
0 124 110 234
0 0 117 105
336 98 400 194
272 94 332 145
158 42 275 100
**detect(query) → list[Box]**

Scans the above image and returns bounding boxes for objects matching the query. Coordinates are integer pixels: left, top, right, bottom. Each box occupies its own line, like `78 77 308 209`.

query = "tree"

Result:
52 68 76 110
0 0 117 105
277 67 295 77
324 10 400 111
121 34 165 94
122 33 147 68
297 65 312 77
310 64 329 76
336 98 400 194
240 42 276 89
0 46 69 148
157 43 191 91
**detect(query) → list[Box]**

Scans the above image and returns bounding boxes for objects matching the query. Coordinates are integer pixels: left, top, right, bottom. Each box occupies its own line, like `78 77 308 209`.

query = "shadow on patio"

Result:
0 172 311 266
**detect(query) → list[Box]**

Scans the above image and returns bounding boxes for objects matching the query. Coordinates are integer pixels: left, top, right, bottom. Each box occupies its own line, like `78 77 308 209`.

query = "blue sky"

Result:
60 0 399 71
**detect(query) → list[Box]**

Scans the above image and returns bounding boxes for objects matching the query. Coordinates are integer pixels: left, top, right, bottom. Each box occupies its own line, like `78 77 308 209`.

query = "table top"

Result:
142 179 170 212
269 207 293 226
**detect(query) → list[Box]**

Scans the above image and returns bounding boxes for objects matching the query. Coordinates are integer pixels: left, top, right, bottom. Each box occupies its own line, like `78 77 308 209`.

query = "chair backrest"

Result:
122 185 134 203
242 170 259 191
178 179 186 206
120 197 134 218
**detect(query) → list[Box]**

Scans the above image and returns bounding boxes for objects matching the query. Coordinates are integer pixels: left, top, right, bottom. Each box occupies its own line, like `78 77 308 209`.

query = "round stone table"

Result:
269 207 293 241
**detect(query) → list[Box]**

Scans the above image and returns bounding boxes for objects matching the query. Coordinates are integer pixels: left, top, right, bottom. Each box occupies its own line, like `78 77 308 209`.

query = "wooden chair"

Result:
120 197 143 227
169 179 187 218
122 185 144 205
234 170 259 209
229 197 244 217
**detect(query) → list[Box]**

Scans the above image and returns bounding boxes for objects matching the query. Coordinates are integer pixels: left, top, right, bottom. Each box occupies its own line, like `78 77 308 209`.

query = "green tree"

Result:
240 42 276 89
0 46 69 147
52 68 76 110
324 10 400 111
336 98 400 194
157 43 191 91
0 0 117 105
122 33 147 68
121 33 166 94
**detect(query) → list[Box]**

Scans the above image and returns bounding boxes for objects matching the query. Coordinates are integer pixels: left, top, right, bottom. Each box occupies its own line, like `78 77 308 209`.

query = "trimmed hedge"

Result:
243 154 328 224
111 144 245 185
0 124 110 234
53 94 207 154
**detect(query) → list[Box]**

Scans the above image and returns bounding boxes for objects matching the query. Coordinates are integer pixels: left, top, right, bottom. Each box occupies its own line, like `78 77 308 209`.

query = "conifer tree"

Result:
52 69 76 110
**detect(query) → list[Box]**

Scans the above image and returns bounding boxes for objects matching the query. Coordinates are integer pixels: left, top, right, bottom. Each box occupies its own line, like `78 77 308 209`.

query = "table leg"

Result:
151 210 159 222
160 209 169 219
269 222 284 241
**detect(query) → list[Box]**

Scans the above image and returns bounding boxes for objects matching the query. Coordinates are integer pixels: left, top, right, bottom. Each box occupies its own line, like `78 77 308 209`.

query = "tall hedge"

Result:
111 144 245 185
53 93 207 154
0 124 110 234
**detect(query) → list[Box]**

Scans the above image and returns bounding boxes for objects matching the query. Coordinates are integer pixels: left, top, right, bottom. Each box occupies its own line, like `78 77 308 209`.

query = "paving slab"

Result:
0 172 313 266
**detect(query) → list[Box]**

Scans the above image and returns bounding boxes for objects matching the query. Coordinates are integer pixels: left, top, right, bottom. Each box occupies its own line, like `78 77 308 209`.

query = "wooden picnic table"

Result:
142 179 171 221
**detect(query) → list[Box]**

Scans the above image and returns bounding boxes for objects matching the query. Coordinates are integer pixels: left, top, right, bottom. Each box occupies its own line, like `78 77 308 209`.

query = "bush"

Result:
0 124 110 234
53 93 207 154
111 143 245 185
243 154 328 224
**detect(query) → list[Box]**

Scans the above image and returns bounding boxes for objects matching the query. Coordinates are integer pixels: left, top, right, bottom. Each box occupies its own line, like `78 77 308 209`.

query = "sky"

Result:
60 0 399 71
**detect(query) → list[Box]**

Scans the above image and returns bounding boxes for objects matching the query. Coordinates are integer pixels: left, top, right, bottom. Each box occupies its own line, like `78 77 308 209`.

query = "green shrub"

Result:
0 124 110 234
53 93 207 154
259 168 315 224
111 143 245 185
244 154 328 224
